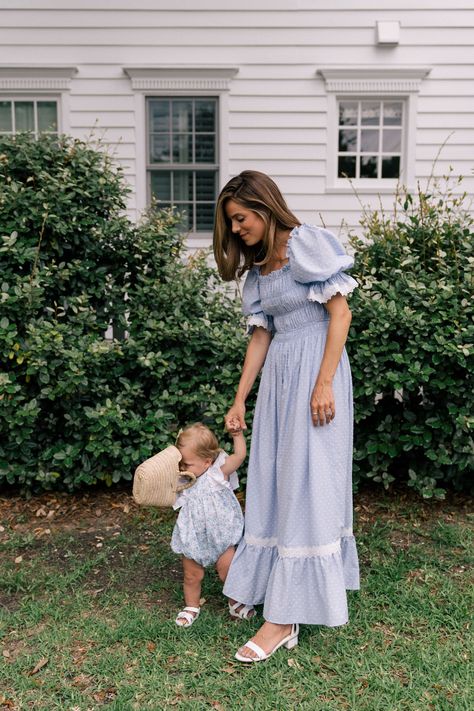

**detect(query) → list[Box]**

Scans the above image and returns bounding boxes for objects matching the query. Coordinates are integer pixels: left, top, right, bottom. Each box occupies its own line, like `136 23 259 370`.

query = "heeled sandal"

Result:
235 623 299 662
175 606 200 628
228 601 256 620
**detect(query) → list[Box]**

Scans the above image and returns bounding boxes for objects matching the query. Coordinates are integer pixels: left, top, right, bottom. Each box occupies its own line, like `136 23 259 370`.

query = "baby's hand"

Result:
227 417 242 435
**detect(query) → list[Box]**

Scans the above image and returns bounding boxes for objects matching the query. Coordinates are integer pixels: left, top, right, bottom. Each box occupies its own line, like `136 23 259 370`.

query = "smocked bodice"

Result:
242 224 358 336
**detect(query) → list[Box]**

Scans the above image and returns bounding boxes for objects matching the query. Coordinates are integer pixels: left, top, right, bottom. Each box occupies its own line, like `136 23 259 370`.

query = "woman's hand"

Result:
225 401 247 432
310 382 335 427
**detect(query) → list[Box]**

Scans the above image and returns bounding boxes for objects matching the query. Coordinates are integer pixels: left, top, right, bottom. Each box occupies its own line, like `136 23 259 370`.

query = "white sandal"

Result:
228 601 256 620
175 606 200 628
235 623 299 662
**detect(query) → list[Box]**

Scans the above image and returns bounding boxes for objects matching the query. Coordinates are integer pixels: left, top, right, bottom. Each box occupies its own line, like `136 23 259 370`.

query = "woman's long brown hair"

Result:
213 170 300 281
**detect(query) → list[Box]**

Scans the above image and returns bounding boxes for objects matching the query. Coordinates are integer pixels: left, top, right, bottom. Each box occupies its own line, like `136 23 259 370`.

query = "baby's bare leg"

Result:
215 546 235 583
181 556 204 613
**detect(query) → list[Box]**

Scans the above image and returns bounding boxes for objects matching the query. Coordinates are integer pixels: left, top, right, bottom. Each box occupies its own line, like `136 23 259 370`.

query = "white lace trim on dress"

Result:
246 312 271 335
245 530 354 558
307 272 358 304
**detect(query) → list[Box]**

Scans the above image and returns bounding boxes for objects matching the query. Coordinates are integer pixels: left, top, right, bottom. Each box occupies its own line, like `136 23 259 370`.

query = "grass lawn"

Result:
0 485 472 711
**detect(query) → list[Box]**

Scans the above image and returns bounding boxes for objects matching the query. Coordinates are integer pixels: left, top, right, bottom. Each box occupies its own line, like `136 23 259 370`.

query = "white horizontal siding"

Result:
0 1 473 236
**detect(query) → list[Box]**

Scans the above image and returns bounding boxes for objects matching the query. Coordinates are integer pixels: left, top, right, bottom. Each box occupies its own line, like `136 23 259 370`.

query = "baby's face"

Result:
178 443 212 477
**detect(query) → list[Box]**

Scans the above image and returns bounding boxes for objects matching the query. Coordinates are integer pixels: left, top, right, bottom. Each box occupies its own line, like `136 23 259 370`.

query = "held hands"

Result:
310 382 336 427
225 402 246 434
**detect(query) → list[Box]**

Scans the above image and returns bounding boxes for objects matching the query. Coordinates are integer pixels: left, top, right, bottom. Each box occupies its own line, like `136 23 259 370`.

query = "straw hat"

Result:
133 445 196 508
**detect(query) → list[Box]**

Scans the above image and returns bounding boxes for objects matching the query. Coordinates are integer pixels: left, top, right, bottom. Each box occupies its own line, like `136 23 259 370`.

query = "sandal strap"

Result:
176 607 200 625
243 640 266 660
229 602 255 619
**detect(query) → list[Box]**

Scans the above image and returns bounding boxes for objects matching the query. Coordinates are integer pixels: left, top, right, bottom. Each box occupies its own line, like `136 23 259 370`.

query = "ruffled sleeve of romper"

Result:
241 266 273 335
207 451 239 492
288 224 358 303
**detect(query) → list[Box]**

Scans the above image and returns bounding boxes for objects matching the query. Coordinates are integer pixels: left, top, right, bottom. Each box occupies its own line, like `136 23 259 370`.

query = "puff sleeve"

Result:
241 266 274 335
288 224 358 303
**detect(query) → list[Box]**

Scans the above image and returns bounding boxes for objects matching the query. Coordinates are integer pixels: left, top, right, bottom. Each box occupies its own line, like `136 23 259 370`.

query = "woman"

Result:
213 171 359 662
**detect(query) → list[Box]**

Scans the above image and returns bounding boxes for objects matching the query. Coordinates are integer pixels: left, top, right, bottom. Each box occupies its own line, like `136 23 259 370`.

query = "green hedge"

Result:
1 134 472 497
0 134 250 491
347 178 473 498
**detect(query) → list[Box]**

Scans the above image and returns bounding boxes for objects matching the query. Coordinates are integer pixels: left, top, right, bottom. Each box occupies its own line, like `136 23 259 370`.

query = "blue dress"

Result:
171 452 244 568
223 224 360 626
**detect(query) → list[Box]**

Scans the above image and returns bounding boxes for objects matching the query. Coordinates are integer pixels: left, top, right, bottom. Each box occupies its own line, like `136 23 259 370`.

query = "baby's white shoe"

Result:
175 606 200 628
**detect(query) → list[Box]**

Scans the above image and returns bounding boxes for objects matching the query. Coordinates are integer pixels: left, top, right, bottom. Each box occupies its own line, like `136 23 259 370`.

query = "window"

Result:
147 97 218 232
337 99 403 180
0 99 58 136
317 66 431 191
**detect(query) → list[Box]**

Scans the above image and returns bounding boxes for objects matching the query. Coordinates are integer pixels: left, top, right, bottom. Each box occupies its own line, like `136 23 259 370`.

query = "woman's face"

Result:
224 199 266 247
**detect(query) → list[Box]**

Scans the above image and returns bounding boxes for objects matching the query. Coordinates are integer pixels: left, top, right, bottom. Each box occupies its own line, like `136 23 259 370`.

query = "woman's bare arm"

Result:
225 327 272 430
311 294 352 427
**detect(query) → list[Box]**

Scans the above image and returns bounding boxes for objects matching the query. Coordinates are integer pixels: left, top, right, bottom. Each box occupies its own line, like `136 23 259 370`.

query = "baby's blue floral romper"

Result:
171 451 244 568
223 224 360 626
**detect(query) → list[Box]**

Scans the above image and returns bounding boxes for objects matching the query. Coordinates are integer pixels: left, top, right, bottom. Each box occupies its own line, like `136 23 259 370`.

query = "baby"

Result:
172 421 254 626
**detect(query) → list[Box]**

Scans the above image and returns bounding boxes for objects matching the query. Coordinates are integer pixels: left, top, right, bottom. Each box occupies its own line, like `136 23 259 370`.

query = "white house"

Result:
1 0 473 247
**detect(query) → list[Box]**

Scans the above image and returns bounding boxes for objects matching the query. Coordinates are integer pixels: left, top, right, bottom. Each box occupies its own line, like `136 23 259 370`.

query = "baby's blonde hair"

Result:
176 423 221 462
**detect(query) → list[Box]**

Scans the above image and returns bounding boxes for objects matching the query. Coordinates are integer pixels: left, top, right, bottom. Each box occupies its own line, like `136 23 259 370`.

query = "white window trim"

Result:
317 66 431 193
0 66 78 135
123 66 238 242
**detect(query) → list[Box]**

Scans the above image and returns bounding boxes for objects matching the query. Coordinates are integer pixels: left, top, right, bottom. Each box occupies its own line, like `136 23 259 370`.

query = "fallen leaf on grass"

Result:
146 642 156 652
92 688 117 703
199 597 206 606
14 556 22 564
0 697 15 708
287 658 301 669
2 649 10 658
210 702 225 711
222 665 237 674
28 657 48 675
35 507 47 517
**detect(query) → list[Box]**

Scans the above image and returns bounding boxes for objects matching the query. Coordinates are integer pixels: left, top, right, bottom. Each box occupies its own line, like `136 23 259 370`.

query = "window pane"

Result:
173 134 192 163
361 129 379 153
195 100 216 132
172 101 192 132
383 129 402 153
173 204 194 231
15 102 35 131
196 203 215 231
360 156 378 178
382 156 400 178
196 171 216 201
150 134 170 163
0 101 12 132
173 171 193 202
338 156 356 178
195 134 215 163
37 101 57 132
361 102 380 126
384 102 403 126
150 171 171 202
149 100 170 132
338 129 357 152
339 101 357 126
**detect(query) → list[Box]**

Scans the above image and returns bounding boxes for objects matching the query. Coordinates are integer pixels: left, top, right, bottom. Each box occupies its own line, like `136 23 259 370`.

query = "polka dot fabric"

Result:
223 224 360 626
